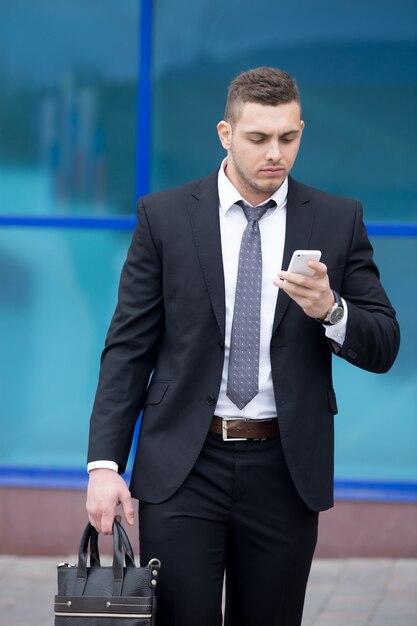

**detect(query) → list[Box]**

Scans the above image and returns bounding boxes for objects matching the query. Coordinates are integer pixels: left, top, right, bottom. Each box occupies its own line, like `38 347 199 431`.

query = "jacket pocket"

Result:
327 387 338 415
144 381 170 406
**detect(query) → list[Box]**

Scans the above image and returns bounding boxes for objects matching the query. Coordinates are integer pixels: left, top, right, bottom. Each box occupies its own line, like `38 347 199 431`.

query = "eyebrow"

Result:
245 129 300 138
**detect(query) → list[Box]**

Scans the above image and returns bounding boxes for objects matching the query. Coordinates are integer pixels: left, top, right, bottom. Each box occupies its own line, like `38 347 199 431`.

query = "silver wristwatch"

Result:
318 290 344 325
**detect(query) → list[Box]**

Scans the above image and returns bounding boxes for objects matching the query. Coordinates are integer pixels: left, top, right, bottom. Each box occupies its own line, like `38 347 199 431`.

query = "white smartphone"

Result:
287 250 322 277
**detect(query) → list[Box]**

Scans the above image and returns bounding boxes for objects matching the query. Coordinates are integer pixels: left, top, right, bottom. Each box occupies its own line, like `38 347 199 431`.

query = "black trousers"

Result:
139 432 318 626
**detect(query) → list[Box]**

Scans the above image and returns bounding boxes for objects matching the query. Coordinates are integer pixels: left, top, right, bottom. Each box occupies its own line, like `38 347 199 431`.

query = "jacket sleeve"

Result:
338 201 400 373
87 197 164 473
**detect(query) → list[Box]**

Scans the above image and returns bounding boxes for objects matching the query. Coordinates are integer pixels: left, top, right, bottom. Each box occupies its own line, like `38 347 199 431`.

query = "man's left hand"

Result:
273 260 334 319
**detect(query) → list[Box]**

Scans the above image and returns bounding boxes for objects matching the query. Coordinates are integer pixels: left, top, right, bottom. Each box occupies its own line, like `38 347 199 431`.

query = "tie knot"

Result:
237 199 276 223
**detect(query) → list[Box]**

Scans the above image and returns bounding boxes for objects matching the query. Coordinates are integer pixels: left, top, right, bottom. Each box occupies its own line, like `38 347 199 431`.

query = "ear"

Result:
217 120 232 151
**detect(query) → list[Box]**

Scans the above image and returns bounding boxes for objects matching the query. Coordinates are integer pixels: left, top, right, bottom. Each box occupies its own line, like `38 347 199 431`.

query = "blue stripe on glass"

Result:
366 223 417 237
0 467 90 490
1 215 417 236
0 215 137 229
334 479 417 503
136 0 153 199
1 466 416 501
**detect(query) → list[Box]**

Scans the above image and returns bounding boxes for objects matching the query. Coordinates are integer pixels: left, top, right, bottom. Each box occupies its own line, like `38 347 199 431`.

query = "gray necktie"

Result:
226 199 276 410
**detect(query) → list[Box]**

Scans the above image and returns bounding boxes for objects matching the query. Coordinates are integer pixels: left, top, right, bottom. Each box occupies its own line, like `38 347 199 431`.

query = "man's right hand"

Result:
86 468 135 534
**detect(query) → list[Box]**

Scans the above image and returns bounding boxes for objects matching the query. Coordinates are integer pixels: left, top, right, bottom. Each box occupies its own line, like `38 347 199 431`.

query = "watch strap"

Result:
316 290 344 325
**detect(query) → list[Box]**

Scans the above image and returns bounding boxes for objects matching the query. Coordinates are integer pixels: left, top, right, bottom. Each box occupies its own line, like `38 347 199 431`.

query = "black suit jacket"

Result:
88 172 400 512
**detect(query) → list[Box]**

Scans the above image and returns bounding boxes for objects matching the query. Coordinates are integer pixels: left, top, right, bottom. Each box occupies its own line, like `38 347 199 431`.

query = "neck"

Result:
224 161 278 206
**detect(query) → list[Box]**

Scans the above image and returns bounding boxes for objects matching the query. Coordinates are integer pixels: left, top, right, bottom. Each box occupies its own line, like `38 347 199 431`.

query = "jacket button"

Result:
219 341 224 352
347 348 357 359
207 395 216 405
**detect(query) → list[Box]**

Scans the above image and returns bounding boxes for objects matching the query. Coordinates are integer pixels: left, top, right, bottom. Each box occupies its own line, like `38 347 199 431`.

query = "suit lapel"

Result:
272 177 316 335
186 174 315 339
187 171 226 339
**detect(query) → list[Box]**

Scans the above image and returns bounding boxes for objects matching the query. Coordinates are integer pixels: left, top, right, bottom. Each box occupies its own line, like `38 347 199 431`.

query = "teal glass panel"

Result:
0 0 139 216
0 228 415 481
151 0 417 221
0 228 132 468
151 0 417 484
334 236 417 482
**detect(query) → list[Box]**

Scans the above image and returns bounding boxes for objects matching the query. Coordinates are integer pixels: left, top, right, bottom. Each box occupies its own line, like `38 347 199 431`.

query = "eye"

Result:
281 134 297 143
246 134 266 144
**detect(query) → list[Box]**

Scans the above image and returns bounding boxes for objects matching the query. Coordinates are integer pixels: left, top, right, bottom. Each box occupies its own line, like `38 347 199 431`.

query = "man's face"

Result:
217 101 304 205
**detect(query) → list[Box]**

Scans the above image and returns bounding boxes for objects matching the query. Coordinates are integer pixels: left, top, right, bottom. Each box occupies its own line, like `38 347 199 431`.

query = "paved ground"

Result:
0 557 416 625
302 559 417 626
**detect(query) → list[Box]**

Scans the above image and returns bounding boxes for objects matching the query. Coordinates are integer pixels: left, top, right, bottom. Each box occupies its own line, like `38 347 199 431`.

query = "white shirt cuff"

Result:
87 460 119 473
324 297 348 346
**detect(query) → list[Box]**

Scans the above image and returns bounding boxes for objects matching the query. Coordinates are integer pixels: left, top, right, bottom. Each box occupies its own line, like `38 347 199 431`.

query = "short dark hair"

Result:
224 67 301 125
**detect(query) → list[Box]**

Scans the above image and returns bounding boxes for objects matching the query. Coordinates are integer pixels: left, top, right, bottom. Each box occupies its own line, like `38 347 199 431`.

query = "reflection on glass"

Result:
0 227 132 468
151 0 417 221
0 0 139 216
333 237 417 482
39 77 106 210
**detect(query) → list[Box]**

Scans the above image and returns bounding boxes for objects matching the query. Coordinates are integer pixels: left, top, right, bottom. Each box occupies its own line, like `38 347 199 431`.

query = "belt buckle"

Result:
222 420 247 442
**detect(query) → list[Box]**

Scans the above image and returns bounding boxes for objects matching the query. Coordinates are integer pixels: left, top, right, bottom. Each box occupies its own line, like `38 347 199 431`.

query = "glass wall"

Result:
0 0 140 471
1 0 416 493
0 0 139 216
151 0 417 485
151 0 417 222
0 228 132 467
333 236 417 481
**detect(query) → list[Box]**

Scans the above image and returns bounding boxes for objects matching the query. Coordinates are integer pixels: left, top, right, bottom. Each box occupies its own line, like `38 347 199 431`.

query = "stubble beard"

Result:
230 149 283 198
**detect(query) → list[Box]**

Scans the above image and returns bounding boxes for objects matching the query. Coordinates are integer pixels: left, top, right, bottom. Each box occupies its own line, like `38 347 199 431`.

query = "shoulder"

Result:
288 177 360 208
139 170 218 213
288 178 364 232
289 177 361 212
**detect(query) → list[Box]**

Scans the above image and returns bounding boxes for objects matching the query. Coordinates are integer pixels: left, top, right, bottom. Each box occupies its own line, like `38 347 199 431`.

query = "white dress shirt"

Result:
215 161 288 420
215 159 347 420
88 160 347 471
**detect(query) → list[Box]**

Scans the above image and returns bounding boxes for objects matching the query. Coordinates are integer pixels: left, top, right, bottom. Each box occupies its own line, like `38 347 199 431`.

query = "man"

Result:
86 67 400 625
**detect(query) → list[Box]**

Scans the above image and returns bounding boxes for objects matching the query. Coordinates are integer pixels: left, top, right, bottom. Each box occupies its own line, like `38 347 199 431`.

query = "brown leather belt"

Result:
209 416 279 441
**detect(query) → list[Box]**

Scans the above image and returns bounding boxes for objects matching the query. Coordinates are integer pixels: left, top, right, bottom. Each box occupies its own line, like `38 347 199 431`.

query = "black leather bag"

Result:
54 519 160 625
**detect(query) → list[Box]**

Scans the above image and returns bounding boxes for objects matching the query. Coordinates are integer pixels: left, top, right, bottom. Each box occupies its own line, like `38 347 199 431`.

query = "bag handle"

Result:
74 520 136 596
115 520 136 566
88 521 135 568
89 530 101 567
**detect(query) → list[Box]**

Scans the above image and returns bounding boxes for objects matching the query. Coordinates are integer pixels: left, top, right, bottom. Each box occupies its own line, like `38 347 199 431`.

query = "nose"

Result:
265 141 282 162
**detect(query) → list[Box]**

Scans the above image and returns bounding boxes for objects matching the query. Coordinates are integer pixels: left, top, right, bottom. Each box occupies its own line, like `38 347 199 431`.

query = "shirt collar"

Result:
218 157 288 214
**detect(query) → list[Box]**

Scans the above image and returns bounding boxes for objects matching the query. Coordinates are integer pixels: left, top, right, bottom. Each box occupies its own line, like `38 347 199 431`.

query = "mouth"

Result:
259 167 285 177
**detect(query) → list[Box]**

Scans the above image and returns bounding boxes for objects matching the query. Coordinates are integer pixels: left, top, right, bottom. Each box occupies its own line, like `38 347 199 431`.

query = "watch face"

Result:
330 306 344 324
